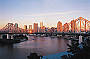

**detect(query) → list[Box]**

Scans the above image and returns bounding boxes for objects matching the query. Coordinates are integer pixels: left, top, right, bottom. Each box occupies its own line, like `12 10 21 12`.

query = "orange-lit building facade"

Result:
40 22 43 32
29 25 32 33
24 25 27 32
71 20 76 32
57 21 62 32
33 23 38 33
24 25 27 30
63 23 69 32
42 26 45 32
40 22 43 29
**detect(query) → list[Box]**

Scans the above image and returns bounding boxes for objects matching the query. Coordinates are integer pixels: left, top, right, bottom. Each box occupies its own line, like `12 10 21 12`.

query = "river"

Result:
0 36 70 59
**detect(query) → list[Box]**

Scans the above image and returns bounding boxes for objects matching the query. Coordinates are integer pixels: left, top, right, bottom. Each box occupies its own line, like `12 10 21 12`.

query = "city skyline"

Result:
0 16 89 32
0 17 90 30
0 0 90 29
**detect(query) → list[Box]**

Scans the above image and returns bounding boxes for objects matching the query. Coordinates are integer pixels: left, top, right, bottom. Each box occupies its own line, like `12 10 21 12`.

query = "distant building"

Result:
34 23 38 33
29 25 32 33
24 25 27 32
40 22 43 32
45 27 52 33
45 27 48 32
51 27 55 32
57 21 62 32
29 25 32 30
42 26 45 32
24 25 27 30
40 22 43 29
15 23 18 28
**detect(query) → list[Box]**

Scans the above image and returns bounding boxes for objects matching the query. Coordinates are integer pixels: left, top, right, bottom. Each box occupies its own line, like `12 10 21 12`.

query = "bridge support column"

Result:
7 34 10 39
79 35 82 44
7 34 14 39
11 35 14 39
0 35 3 39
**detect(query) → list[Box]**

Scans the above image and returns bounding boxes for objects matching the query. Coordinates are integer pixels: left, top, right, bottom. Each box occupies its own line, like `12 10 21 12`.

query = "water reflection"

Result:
0 36 70 59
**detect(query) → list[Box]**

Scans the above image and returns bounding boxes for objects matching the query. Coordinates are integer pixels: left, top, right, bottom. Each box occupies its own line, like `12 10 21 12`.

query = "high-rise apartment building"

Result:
24 25 27 32
29 25 32 33
57 21 62 32
24 25 27 30
71 20 76 32
40 22 43 32
34 23 38 33
63 23 69 32
40 22 43 29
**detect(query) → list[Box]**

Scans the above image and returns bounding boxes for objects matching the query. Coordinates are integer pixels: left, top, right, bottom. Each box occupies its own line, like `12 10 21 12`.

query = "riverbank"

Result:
0 35 28 44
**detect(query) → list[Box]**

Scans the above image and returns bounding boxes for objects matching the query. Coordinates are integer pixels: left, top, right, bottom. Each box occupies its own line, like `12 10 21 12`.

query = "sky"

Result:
0 0 90 29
